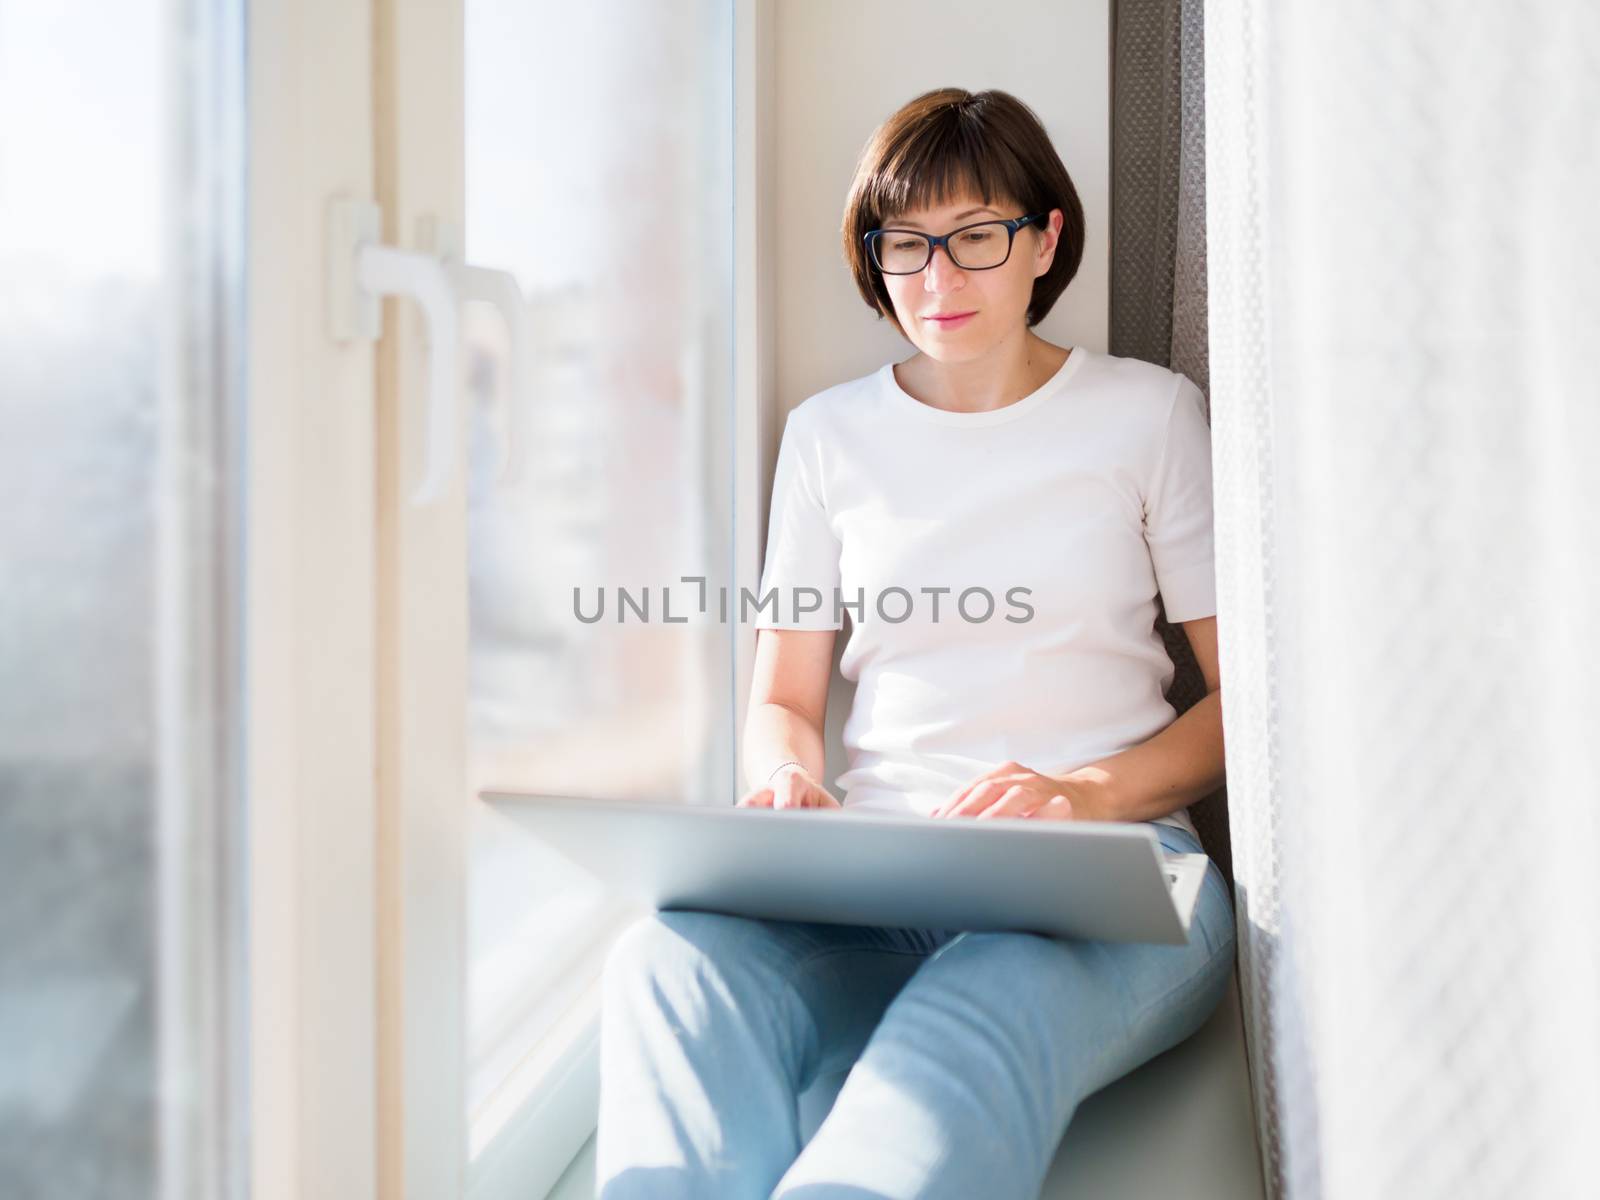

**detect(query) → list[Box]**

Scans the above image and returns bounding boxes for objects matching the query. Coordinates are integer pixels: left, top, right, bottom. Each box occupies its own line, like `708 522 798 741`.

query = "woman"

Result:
595 87 1236 1199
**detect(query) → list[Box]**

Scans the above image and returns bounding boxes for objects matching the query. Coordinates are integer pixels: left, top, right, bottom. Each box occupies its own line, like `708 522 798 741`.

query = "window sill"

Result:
466 906 642 1200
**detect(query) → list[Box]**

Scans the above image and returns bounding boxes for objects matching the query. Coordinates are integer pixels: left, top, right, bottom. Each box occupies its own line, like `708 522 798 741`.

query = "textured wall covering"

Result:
1109 0 1231 883
1110 0 1209 390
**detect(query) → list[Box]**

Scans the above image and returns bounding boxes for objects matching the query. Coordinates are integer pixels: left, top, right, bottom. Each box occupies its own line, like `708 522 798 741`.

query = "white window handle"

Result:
416 216 531 488
326 196 462 508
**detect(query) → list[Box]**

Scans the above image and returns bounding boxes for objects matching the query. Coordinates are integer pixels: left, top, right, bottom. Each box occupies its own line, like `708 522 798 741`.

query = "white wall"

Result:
767 0 1111 790
772 0 1110 413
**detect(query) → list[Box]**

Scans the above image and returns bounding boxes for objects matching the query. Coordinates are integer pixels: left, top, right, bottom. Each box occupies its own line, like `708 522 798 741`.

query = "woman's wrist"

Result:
1046 765 1118 822
766 759 806 783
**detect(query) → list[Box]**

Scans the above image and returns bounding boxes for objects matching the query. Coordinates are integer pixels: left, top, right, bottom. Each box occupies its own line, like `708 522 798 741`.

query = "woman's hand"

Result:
929 760 1096 821
736 764 843 810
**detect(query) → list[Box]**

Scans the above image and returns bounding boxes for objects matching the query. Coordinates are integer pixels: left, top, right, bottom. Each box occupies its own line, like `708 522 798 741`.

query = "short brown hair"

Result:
841 87 1086 334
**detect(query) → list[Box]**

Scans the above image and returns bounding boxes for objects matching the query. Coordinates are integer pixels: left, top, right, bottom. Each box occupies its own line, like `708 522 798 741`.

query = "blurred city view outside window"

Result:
461 0 736 1112
0 2 246 1193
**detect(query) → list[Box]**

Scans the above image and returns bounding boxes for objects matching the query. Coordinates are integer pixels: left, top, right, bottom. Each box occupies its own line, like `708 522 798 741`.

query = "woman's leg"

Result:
595 907 955 1199
769 823 1237 1200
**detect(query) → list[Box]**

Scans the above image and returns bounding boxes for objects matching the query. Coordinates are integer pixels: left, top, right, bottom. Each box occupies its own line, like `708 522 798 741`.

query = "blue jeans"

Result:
595 821 1236 1199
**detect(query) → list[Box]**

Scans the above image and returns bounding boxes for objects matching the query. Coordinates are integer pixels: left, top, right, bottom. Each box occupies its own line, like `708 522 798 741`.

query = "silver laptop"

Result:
479 791 1212 946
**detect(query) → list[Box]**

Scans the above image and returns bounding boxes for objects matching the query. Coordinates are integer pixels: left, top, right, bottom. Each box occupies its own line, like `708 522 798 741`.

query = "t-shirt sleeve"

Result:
753 406 843 630
1142 374 1217 623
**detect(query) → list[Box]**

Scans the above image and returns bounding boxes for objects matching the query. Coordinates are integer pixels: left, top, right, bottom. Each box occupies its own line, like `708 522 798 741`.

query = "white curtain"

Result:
1205 2 1600 1196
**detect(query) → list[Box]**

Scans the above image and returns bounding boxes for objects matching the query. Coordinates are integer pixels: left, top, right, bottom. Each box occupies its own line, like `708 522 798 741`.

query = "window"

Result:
462 0 737 1184
0 1 248 1193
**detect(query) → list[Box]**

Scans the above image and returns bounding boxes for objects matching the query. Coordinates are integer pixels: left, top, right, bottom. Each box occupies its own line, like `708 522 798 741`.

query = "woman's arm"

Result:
941 616 1224 822
742 627 835 791
1053 615 1225 822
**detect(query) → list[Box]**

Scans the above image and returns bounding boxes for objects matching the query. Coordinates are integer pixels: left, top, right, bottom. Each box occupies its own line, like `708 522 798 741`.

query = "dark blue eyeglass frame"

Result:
863 212 1048 274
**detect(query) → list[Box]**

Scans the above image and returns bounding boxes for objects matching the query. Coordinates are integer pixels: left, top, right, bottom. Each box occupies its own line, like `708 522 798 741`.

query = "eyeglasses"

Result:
863 212 1047 275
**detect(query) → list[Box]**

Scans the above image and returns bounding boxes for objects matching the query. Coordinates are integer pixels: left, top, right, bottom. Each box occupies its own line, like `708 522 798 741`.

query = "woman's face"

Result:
876 193 1062 361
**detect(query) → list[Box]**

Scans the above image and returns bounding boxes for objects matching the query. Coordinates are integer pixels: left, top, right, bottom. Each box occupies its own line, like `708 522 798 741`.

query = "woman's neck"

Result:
894 331 1071 414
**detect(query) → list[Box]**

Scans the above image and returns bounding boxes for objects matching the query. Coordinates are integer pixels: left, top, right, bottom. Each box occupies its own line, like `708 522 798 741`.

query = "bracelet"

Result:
766 759 805 783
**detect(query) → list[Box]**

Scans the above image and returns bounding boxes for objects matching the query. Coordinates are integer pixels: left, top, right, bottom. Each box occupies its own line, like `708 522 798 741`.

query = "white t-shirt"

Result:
753 345 1216 842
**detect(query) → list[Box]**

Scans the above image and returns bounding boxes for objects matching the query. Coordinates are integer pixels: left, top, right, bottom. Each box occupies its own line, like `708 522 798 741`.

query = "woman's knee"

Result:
601 909 798 1004
601 911 743 1039
604 909 724 984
